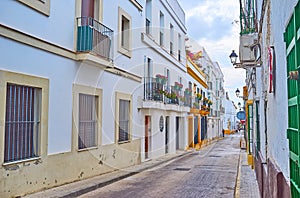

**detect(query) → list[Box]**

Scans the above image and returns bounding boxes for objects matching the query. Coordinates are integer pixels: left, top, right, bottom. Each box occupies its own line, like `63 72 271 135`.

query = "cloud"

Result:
178 0 243 100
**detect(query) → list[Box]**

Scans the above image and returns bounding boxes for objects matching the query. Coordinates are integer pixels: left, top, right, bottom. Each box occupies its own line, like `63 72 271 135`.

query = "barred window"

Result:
4 84 41 163
118 99 130 142
78 94 98 150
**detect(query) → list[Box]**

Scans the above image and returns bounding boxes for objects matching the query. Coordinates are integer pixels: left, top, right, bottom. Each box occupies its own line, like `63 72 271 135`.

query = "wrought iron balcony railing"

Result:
76 17 113 61
144 78 189 107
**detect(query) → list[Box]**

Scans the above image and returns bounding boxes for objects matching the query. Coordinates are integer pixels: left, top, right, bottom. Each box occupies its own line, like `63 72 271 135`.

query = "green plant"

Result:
196 93 202 100
193 102 199 109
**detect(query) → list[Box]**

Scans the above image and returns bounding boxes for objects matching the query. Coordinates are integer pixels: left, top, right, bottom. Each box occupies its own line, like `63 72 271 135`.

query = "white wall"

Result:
254 0 298 179
0 0 75 50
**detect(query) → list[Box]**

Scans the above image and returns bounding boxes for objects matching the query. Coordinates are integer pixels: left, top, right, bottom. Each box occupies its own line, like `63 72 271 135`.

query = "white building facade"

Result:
0 0 188 197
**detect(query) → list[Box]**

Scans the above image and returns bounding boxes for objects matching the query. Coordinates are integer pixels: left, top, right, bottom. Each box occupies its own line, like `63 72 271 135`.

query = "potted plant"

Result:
156 74 168 85
193 102 200 109
184 88 192 95
174 82 183 90
203 97 208 105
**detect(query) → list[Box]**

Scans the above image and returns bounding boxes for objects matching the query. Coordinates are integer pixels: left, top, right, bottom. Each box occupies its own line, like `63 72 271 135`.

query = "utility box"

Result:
239 33 258 63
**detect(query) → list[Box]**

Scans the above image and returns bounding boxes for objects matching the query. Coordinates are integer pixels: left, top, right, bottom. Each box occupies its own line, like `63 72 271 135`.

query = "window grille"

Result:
4 84 41 163
119 99 130 142
78 94 98 149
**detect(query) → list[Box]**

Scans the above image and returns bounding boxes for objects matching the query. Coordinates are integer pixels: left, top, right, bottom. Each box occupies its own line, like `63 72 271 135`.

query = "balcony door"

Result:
80 0 101 21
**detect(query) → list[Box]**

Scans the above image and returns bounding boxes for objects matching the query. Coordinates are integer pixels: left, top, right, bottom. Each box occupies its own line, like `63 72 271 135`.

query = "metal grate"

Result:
4 84 41 163
174 168 191 171
118 99 130 142
78 94 98 149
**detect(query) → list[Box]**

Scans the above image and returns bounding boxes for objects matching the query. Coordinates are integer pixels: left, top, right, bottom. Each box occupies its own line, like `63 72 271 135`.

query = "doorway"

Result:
165 116 169 154
176 117 180 149
145 116 151 159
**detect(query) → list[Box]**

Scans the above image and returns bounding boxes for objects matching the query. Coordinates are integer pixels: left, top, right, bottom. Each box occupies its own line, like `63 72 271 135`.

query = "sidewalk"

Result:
24 150 192 198
236 137 261 198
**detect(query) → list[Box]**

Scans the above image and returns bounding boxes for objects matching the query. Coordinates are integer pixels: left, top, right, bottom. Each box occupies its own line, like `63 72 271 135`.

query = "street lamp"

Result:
238 102 241 109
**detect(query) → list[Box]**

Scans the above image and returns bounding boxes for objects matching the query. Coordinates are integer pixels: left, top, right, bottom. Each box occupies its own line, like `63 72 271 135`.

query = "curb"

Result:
234 150 242 198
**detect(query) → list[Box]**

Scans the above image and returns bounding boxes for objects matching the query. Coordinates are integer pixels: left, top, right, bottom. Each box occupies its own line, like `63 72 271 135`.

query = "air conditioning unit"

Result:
239 33 258 63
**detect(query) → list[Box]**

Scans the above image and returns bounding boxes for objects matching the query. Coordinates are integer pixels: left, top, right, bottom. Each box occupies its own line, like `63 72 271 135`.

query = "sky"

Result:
178 0 245 105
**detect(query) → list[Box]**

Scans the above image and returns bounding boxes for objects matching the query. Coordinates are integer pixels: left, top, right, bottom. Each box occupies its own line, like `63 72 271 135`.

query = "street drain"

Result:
208 155 221 158
174 168 191 171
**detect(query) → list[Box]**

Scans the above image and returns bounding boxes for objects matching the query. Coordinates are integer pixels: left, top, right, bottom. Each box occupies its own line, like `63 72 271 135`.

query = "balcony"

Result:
76 17 113 61
143 77 190 108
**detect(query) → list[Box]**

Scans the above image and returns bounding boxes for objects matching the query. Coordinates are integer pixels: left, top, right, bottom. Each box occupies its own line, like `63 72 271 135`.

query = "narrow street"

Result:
79 135 241 198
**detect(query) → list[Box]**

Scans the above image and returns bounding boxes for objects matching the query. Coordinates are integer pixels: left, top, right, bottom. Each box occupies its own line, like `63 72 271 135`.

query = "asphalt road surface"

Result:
79 135 241 198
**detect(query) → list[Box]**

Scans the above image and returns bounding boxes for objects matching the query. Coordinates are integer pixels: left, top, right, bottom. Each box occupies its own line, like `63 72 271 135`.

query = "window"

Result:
121 16 130 49
78 94 98 149
145 0 152 34
118 7 132 57
160 12 164 46
17 0 50 16
170 24 174 55
72 84 102 151
4 84 41 163
116 92 132 143
0 70 49 165
178 34 181 61
119 99 130 142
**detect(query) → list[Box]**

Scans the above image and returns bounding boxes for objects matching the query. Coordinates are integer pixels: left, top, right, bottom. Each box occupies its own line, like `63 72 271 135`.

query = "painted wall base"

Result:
254 151 290 198
0 139 141 198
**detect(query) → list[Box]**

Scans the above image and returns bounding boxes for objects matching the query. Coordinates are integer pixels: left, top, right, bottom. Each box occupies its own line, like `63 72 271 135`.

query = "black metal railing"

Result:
144 77 164 102
144 78 188 106
76 17 113 61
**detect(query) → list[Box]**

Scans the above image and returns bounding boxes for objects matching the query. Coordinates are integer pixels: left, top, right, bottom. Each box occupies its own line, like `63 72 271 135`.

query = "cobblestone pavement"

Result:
78 136 241 198
25 133 261 198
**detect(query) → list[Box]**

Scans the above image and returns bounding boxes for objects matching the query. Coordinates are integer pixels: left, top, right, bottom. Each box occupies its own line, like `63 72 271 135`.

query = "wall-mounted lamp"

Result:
235 88 242 98
238 102 241 109
229 46 262 69
229 50 238 64
235 87 248 100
